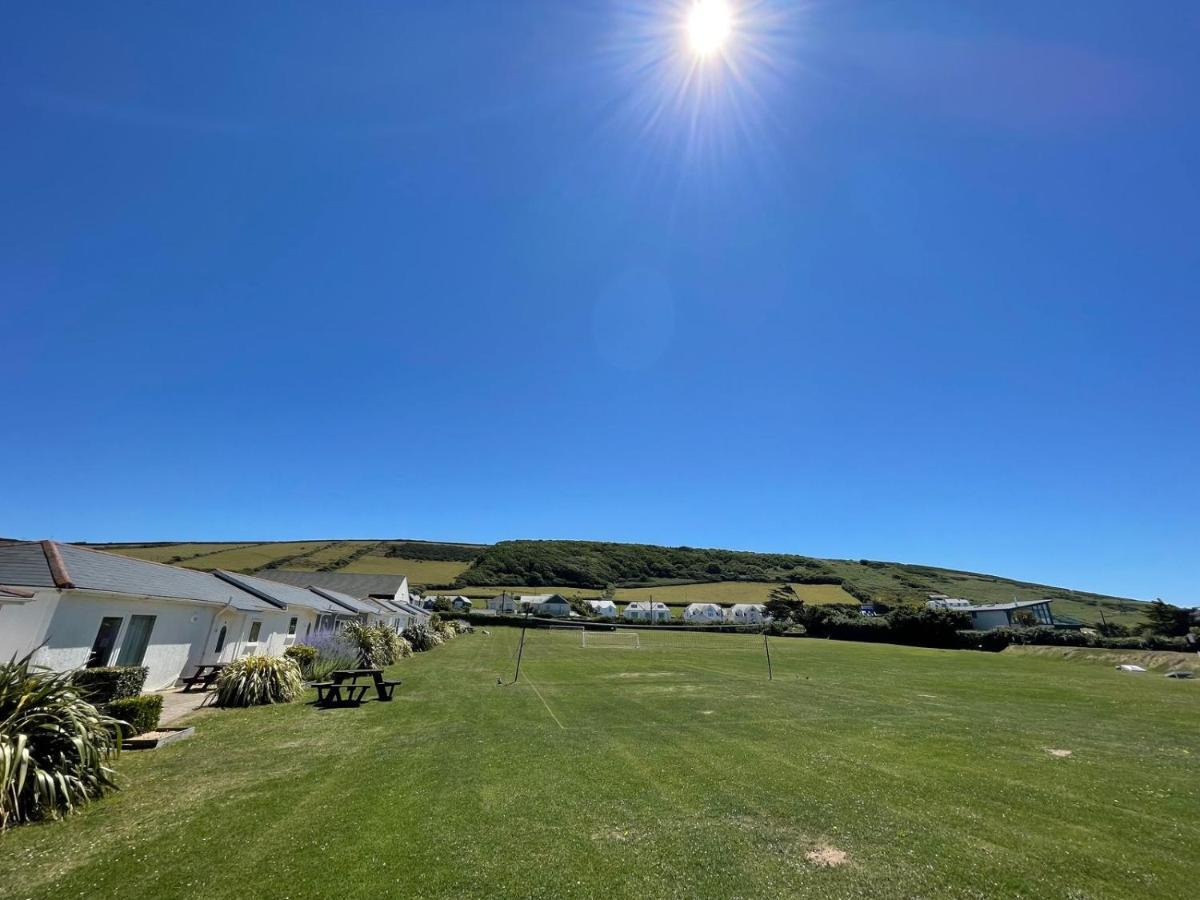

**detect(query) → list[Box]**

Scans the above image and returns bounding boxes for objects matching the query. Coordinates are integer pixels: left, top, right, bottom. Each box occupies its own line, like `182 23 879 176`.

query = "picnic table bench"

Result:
313 682 370 707
180 663 227 693
328 668 403 702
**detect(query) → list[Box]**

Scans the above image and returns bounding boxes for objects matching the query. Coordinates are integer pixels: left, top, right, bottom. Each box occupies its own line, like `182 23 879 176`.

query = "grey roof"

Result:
214 570 353 615
967 600 1052 613
0 542 274 612
308 585 375 614
251 569 407 600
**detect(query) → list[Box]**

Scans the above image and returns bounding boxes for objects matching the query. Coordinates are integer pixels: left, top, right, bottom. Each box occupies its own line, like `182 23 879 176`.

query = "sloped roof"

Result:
684 603 722 611
0 541 273 612
252 569 407 600
967 600 1051 613
214 570 352 615
308 585 375 614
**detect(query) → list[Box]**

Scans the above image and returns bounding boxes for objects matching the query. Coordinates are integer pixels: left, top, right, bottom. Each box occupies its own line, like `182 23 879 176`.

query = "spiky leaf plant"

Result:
1 652 121 830
401 623 444 652
214 656 302 708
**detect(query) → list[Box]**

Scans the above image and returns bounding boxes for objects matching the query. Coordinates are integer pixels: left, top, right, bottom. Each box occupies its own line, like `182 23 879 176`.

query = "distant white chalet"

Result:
726 603 767 624
623 601 670 622
683 602 724 624
588 599 619 618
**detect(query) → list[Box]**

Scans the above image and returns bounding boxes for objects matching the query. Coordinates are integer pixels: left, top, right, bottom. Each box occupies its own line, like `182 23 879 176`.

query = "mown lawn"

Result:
2 630 1196 899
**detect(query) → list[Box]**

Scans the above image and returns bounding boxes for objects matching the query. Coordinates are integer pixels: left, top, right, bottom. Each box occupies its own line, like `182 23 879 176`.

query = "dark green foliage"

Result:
1 652 121 828
105 695 163 738
458 540 836 588
763 584 805 624
1144 599 1192 636
72 667 148 704
382 541 483 562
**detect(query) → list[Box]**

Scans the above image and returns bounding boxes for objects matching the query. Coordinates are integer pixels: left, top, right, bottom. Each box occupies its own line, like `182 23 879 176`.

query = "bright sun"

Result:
687 0 733 57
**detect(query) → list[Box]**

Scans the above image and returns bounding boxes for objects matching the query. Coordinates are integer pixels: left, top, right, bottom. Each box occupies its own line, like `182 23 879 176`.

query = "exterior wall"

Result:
0 590 62 660
31 590 220 692
539 601 571 617
969 609 1011 631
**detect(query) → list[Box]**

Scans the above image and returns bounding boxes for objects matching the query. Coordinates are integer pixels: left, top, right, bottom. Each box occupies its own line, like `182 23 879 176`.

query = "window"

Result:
87 617 123 668
214 625 227 654
305 621 311 637
287 617 298 636
116 615 156 667
248 621 262 643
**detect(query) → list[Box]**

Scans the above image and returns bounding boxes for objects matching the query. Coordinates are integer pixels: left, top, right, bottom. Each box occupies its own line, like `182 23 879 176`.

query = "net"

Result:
582 630 640 649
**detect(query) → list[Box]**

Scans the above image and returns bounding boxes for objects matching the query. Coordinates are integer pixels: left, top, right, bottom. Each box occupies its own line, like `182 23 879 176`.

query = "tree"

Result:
1145 599 1190 636
764 584 805 623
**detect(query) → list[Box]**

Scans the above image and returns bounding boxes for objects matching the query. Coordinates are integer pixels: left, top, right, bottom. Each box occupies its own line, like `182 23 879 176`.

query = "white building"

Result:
622 601 671 622
925 594 972 611
487 592 519 613
516 594 572 617
683 602 724 624
0 541 296 691
726 603 767 624
588 599 619 618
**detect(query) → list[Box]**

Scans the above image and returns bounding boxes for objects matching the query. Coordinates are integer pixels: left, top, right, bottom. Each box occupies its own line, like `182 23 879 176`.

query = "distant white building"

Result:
623 601 670 623
726 603 767 624
516 594 572 617
925 594 972 610
683 602 724 624
588 599 619 618
487 592 519 613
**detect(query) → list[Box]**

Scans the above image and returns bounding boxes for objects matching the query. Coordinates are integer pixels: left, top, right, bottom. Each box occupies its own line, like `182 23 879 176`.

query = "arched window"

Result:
215 625 227 654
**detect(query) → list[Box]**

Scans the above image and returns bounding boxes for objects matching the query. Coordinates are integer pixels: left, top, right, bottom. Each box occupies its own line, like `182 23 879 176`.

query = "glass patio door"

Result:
87 617 123 668
115 615 156 667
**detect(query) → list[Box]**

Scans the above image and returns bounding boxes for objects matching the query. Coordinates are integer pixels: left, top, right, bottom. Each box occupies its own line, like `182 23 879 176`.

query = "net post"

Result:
763 628 773 681
512 611 530 683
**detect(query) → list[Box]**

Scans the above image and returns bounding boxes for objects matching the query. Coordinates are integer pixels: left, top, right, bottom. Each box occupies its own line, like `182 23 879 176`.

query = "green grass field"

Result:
339 554 471 583
3 630 1195 898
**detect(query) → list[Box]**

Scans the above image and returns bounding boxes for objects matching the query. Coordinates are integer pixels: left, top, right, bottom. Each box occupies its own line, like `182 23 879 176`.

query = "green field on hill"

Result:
3 630 1194 899
95 538 1153 627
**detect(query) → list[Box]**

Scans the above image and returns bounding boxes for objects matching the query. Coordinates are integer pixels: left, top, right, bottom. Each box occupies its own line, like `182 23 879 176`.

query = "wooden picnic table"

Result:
327 668 402 702
180 662 228 693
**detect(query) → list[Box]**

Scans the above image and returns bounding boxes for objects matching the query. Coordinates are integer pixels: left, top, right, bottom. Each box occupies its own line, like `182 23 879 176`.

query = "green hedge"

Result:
106 694 163 738
73 667 148 703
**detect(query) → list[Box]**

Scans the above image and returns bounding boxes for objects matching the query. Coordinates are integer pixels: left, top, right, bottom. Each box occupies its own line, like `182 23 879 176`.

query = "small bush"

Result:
402 623 444 652
72 667 148 703
106 695 163 738
304 633 359 681
1 652 121 829
284 644 319 678
343 622 411 667
214 656 303 708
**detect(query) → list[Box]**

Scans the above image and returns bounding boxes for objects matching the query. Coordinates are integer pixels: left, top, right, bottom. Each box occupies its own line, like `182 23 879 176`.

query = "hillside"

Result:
456 540 1151 627
91 537 1151 627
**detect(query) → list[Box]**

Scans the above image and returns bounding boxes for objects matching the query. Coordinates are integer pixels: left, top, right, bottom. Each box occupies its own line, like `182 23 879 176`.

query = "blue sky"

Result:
2 2 1197 603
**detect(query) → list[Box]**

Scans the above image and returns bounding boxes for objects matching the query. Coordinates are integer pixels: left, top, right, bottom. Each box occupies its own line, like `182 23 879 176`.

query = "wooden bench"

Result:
314 682 369 707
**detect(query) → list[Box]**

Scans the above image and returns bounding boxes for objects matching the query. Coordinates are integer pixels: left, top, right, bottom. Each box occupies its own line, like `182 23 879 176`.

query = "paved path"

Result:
158 688 214 726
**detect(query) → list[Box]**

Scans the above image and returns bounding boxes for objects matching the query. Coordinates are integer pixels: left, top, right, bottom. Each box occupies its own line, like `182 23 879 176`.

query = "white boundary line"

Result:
523 673 566 730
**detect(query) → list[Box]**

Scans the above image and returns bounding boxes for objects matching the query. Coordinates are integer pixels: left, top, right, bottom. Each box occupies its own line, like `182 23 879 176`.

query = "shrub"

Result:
402 623 444 652
1 652 121 829
214 656 303 707
435 622 457 641
343 622 411 667
284 644 319 678
303 632 359 681
72 666 148 703
106 695 163 738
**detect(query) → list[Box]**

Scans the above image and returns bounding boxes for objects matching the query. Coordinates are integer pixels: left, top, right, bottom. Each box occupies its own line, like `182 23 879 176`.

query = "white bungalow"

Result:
588 599 619 618
517 594 572 617
726 603 767 624
0 541 294 691
623 601 671 622
683 602 724 624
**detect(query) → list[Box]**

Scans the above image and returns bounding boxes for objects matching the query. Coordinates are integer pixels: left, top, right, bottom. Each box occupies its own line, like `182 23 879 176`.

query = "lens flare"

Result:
687 0 733 57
